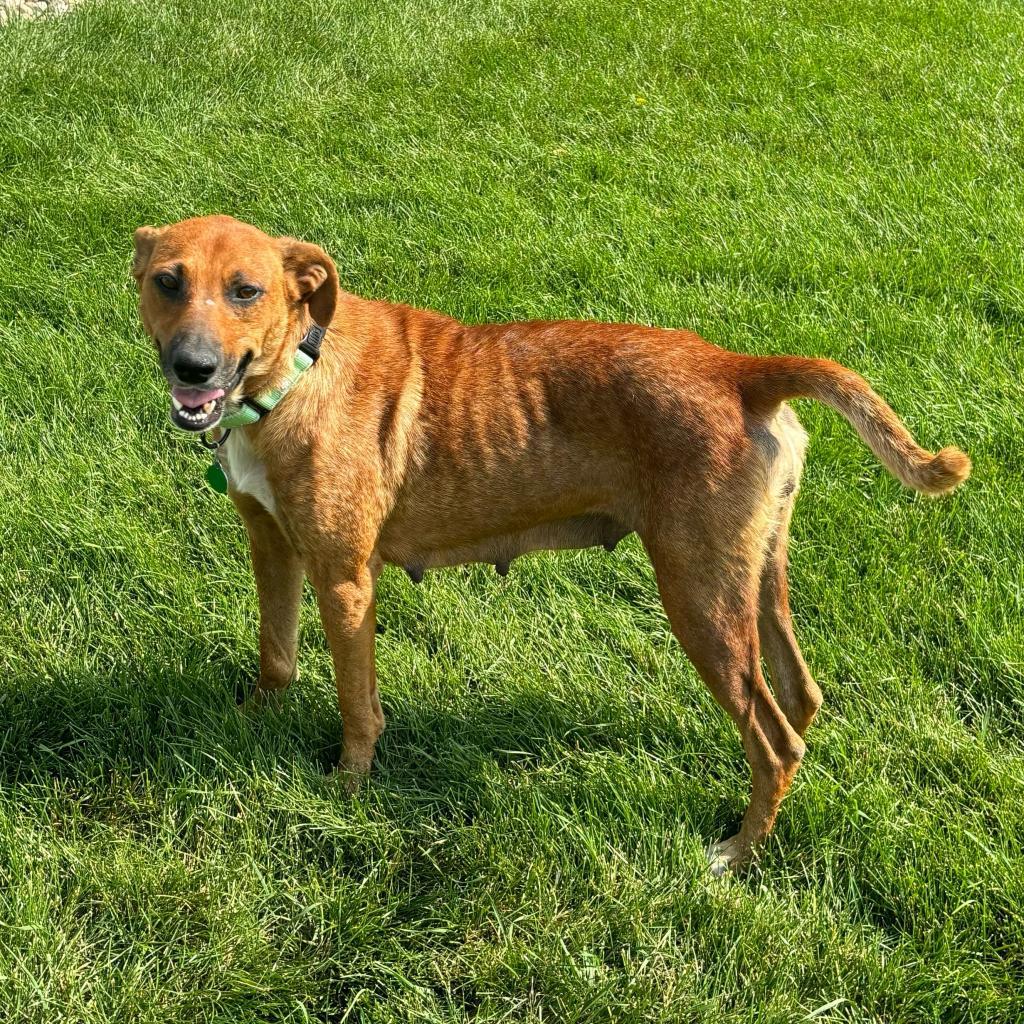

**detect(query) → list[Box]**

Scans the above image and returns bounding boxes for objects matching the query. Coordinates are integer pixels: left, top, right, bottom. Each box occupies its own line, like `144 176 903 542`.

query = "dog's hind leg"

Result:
754 406 821 736
646 521 805 875
758 510 822 737
234 493 305 703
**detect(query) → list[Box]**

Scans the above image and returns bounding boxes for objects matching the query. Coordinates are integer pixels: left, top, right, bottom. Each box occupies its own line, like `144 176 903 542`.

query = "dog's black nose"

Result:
171 344 220 384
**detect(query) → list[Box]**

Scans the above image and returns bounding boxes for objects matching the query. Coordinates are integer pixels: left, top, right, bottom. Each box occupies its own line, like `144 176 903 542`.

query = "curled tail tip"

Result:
918 446 971 496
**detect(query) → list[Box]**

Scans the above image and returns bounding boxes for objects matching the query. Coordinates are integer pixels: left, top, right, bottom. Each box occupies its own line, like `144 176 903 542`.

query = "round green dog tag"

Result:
205 461 229 494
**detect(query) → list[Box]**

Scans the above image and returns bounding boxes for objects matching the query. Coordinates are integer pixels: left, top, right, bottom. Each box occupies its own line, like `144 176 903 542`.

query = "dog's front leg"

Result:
233 493 305 703
312 563 384 788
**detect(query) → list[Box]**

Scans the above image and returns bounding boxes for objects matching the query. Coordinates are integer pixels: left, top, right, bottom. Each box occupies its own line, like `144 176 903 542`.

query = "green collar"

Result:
219 322 327 429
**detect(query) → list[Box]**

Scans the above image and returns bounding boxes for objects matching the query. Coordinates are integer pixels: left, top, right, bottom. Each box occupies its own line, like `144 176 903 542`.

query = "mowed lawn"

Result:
0 0 1022 1020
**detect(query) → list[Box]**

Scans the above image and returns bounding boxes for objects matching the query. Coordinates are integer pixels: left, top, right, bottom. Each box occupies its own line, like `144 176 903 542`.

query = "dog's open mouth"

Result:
170 386 226 431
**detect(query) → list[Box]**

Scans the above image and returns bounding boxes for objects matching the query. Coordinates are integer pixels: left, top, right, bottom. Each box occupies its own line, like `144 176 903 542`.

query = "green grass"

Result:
0 0 1022 1019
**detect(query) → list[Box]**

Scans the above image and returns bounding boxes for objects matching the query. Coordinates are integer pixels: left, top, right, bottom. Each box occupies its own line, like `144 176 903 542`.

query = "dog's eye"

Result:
155 273 179 292
233 284 262 302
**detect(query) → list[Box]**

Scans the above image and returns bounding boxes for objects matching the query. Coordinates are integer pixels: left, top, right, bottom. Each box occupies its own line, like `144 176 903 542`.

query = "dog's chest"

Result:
222 430 277 516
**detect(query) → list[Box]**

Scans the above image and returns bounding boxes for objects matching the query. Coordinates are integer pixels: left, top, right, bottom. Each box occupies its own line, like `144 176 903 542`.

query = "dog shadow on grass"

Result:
0 654 737 841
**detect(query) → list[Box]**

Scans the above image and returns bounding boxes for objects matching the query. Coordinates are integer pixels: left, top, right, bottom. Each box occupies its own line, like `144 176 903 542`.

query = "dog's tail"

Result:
738 355 970 496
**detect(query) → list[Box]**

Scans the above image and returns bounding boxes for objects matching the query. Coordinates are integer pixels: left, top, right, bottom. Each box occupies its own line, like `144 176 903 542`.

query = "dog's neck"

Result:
220 314 327 429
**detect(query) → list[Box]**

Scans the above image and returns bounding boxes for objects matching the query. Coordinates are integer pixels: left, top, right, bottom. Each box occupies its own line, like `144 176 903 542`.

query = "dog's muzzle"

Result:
165 345 252 433
170 385 228 431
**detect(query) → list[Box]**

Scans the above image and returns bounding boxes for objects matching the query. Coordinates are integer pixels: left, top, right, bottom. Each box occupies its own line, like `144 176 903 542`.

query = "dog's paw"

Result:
334 755 373 797
237 685 289 715
707 835 751 877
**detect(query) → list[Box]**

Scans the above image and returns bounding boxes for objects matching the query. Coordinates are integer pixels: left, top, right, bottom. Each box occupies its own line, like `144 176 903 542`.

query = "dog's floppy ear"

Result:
132 225 164 283
280 238 339 328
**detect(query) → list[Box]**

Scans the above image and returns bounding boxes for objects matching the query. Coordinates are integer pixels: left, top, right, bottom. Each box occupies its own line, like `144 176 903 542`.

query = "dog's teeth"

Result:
202 401 215 414
172 397 183 411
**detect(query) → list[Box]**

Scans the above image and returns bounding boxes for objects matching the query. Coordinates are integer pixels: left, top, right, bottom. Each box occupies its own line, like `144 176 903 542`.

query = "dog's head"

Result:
132 214 338 432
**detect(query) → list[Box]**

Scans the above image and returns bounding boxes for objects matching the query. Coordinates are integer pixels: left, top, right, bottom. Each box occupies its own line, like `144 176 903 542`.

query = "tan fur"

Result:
134 215 970 872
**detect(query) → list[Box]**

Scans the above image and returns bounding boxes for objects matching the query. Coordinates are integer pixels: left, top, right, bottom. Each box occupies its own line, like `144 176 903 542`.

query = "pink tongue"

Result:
172 386 225 409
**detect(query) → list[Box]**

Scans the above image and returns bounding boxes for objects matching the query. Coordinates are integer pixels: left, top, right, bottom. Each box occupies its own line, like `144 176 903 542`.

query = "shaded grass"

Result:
0 0 1022 1020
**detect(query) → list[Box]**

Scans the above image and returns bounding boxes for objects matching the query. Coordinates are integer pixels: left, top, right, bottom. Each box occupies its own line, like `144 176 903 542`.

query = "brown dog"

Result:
133 214 970 873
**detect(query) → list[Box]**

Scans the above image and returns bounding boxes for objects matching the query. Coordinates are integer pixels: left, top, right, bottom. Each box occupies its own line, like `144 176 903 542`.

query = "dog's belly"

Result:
378 512 631 579
222 430 277 516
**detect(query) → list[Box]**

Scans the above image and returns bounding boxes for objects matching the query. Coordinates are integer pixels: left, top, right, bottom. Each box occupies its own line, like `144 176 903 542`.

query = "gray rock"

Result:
1 0 81 21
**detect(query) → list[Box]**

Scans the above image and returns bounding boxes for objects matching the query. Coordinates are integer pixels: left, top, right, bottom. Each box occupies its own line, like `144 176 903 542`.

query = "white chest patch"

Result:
222 429 277 516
